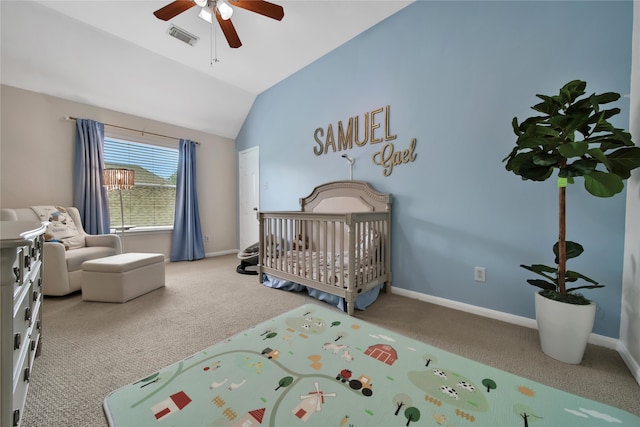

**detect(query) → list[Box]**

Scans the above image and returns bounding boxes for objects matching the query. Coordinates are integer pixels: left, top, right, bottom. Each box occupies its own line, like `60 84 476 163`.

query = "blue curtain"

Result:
73 119 110 235
171 139 205 261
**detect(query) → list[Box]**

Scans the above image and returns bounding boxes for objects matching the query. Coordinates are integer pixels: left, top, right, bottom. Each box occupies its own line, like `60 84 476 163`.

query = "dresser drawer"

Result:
22 245 33 274
12 282 33 375
30 235 44 264
24 236 43 273
12 343 33 427
29 284 43 361
11 247 25 295
30 321 42 366
31 267 43 300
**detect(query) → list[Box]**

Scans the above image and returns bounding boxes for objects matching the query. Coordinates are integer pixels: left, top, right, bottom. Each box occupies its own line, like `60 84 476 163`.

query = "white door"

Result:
239 146 260 250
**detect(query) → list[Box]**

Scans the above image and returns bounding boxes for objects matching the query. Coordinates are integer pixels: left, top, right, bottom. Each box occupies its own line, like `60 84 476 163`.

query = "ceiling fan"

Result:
153 0 284 49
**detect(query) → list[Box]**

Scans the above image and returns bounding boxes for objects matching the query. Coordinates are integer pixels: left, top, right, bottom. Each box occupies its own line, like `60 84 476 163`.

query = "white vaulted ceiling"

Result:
1 0 413 138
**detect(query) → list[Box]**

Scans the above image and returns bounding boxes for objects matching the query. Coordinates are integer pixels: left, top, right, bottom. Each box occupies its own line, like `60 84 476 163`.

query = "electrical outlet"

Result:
474 266 486 282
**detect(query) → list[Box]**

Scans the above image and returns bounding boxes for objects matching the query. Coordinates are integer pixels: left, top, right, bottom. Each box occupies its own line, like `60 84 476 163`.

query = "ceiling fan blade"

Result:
153 0 196 21
216 12 242 48
230 0 284 21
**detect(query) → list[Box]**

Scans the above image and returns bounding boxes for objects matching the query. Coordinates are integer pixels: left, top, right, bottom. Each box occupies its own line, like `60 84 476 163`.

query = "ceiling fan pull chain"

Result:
210 19 219 65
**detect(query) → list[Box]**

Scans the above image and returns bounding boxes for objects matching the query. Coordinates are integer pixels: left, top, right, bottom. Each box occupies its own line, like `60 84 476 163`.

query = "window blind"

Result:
103 137 179 229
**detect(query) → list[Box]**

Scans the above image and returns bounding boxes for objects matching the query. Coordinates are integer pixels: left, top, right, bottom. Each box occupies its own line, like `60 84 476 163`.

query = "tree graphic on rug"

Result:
403 406 421 426
392 392 413 416
482 378 497 393
275 376 293 391
514 404 543 427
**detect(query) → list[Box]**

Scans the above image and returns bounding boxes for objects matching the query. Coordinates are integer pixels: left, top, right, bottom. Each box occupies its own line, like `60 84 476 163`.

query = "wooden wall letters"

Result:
313 105 417 176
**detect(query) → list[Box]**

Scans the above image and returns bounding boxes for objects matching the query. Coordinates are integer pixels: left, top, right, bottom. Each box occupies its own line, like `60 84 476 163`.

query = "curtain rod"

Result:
65 116 199 144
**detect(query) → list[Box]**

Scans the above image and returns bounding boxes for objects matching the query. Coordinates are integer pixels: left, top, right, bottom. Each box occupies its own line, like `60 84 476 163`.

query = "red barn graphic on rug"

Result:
365 344 397 365
231 408 266 426
151 390 191 421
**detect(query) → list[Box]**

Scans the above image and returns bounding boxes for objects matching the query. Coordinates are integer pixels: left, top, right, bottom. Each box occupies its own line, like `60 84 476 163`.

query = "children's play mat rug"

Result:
104 303 639 426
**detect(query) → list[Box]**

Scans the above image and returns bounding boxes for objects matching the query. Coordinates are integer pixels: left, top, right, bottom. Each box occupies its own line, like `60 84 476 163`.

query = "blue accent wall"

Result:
236 1 633 338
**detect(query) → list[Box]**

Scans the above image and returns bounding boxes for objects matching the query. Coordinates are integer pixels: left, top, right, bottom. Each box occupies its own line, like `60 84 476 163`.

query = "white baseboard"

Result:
205 249 239 258
617 341 640 386
390 287 620 351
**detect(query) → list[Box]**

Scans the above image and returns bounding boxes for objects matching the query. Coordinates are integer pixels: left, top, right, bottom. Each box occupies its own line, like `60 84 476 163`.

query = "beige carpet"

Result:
22 254 640 426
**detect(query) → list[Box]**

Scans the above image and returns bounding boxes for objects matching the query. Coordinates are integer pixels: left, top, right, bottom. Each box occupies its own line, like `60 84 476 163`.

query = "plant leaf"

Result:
565 269 599 285
528 125 560 138
593 119 614 133
526 279 556 291
521 264 557 283
558 141 589 158
511 117 521 136
586 147 609 165
522 263 558 274
502 146 519 165
508 152 554 181
559 80 587 104
552 241 584 263
519 115 548 130
565 113 592 136
548 115 570 129
533 95 561 115
533 152 563 166
567 284 605 292
517 135 551 149
561 159 597 178
593 91 620 104
586 107 621 124
583 170 624 197
606 147 640 178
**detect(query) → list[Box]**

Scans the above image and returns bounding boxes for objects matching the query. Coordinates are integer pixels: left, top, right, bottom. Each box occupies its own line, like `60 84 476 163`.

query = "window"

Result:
103 136 179 230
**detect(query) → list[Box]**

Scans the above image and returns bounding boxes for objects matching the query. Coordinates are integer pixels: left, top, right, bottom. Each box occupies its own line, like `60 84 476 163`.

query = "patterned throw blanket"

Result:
31 205 84 248
104 303 639 426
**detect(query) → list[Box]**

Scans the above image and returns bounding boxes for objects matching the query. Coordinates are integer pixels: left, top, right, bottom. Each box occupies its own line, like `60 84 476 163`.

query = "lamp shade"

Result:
103 168 135 190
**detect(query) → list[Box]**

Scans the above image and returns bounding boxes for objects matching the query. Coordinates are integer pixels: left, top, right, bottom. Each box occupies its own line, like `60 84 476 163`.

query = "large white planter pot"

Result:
534 291 596 364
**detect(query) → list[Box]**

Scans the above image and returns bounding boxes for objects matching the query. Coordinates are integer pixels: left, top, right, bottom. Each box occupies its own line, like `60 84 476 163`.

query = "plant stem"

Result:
558 181 567 296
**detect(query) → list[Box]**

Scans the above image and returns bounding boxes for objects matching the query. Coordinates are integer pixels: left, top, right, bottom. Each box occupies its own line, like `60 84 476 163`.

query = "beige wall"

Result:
0 84 237 258
620 3 640 383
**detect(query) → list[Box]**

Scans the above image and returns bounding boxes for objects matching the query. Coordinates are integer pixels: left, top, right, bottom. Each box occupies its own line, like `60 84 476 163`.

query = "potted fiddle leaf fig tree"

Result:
503 79 640 364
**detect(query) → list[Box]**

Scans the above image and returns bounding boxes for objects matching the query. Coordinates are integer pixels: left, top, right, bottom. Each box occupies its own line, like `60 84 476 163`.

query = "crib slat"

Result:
339 221 344 287
302 220 307 278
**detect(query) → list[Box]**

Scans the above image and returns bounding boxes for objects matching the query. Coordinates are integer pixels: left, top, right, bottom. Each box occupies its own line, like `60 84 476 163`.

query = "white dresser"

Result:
1 221 46 427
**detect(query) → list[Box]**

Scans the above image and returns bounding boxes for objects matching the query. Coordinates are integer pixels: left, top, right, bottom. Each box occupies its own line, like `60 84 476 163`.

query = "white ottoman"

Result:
81 253 165 303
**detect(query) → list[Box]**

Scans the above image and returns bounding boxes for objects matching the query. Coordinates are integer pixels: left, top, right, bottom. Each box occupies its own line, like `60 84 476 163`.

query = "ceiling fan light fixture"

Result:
153 0 284 49
198 6 214 23
217 0 233 20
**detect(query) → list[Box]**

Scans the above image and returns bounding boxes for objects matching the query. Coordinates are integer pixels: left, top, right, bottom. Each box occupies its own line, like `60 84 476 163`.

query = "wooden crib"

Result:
258 180 392 315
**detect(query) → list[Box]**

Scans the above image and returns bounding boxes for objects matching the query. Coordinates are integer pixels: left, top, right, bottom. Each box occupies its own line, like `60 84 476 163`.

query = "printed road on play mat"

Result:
104 303 640 426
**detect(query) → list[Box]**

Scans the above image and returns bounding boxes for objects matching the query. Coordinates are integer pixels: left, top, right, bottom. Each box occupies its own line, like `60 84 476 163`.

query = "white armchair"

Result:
0 206 122 296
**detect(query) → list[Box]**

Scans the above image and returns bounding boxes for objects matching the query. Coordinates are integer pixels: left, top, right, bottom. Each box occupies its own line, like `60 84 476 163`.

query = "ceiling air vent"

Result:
167 25 199 46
